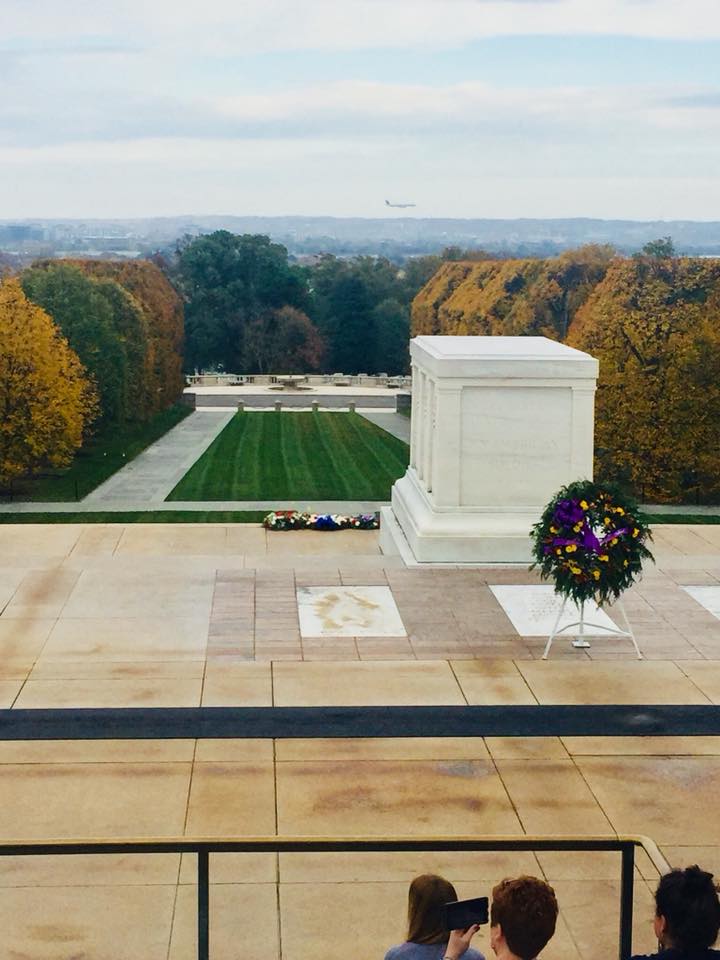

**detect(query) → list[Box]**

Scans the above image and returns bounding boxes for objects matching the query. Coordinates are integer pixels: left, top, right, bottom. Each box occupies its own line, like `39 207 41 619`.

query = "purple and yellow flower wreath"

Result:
530 480 653 606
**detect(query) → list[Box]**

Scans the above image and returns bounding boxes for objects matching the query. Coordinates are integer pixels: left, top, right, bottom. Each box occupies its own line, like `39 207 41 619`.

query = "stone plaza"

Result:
1 337 719 959
1 519 720 959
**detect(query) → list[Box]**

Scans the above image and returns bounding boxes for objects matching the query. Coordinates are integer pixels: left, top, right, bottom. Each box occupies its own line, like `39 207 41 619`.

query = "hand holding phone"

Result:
443 896 489 931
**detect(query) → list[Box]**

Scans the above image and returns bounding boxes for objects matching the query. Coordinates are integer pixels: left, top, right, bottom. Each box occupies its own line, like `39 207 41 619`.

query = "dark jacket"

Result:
632 948 720 960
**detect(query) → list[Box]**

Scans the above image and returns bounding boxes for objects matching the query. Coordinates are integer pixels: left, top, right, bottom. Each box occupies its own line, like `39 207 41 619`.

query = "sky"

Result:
2 0 720 221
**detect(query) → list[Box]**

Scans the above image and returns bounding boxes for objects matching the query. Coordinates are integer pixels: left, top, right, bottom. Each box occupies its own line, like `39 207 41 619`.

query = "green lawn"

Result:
0 510 267 524
2 404 192 503
0 509 716 526
167 411 410 501
642 513 720 524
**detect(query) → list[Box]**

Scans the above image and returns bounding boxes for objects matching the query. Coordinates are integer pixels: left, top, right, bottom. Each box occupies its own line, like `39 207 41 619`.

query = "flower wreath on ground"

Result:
530 480 654 606
263 510 380 531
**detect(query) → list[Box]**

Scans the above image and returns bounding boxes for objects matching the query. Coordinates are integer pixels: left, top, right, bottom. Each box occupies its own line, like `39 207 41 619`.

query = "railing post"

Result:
198 848 209 960
619 843 635 960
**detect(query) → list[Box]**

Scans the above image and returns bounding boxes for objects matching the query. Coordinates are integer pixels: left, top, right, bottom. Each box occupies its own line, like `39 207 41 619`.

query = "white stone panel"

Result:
490 585 619 637
683 586 720 620
297 586 407 637
460 386 572 507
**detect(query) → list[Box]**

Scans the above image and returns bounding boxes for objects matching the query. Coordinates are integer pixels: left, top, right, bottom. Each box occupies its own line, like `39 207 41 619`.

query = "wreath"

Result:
263 510 379 531
530 480 653 606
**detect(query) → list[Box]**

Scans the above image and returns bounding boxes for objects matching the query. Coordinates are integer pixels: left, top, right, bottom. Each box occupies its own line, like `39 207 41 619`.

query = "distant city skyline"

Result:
2 0 720 220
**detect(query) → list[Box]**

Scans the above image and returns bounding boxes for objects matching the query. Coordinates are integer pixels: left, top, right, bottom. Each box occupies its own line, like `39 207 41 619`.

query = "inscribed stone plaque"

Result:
490 584 618 637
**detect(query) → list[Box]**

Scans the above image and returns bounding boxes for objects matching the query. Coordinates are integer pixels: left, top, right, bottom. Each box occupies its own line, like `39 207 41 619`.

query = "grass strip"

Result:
642 514 720 525
167 411 409 501
0 511 268 524
2 404 192 503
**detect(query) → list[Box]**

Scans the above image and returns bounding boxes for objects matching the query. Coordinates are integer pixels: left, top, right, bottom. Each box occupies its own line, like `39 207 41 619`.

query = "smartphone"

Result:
443 896 489 931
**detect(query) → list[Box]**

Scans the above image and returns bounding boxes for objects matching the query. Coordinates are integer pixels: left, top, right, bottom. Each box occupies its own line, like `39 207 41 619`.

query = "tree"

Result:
309 255 410 374
313 266 376 373
567 256 720 502
0 279 97 487
77 259 185 415
22 263 128 424
372 298 409 374
400 255 442 301
410 245 614 340
176 232 308 372
244 306 325 373
641 236 676 258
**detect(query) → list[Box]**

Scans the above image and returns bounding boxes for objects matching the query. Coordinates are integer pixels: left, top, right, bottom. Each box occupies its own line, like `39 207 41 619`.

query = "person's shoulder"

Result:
384 945 439 960
465 949 485 960
384 944 411 960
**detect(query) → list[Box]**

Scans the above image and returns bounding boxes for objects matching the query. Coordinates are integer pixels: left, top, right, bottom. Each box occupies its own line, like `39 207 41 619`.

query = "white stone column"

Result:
410 362 421 471
570 385 597 480
431 386 463 506
422 376 435 491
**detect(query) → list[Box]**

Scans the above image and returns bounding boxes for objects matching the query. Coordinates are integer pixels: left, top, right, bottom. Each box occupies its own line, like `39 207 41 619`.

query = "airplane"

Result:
385 199 416 208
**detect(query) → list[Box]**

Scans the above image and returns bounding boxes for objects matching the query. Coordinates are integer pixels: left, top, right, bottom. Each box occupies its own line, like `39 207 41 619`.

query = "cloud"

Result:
2 0 720 219
5 0 720 56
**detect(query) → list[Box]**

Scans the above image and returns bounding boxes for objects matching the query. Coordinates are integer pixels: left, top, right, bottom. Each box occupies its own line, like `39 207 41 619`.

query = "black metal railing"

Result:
0 834 668 960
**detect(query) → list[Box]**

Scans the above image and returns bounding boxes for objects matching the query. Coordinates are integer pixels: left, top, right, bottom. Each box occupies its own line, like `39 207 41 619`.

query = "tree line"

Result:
174 230 442 377
0 260 184 487
412 239 720 504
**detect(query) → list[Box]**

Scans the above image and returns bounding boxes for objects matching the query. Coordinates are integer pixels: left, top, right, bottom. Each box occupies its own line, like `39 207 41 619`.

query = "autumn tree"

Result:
567 256 720 502
0 279 97 487
411 245 614 339
244 306 325 373
77 259 185 414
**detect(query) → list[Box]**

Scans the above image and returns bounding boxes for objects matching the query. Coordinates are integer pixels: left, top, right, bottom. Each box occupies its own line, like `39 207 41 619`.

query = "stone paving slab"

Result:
358 410 411 443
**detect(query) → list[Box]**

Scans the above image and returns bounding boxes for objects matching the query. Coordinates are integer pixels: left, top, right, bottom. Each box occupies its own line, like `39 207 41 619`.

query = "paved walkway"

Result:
1 521 718 667
82 410 233 505
359 410 411 443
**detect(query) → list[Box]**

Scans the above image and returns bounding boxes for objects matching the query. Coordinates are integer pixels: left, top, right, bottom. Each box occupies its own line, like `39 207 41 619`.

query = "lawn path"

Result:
166 411 408 501
345 414 409 491
229 411 256 498
279 413 317 498
323 414 373 499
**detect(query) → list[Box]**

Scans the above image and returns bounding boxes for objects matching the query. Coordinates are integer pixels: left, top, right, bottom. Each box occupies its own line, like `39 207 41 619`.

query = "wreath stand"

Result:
542 595 642 660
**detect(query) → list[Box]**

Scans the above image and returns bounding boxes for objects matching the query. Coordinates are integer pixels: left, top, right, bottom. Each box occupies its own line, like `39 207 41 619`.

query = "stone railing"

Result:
185 373 411 389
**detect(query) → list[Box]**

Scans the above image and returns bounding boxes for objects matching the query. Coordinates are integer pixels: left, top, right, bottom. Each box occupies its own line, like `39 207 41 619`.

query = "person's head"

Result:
490 876 558 960
653 866 720 952
407 874 458 944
